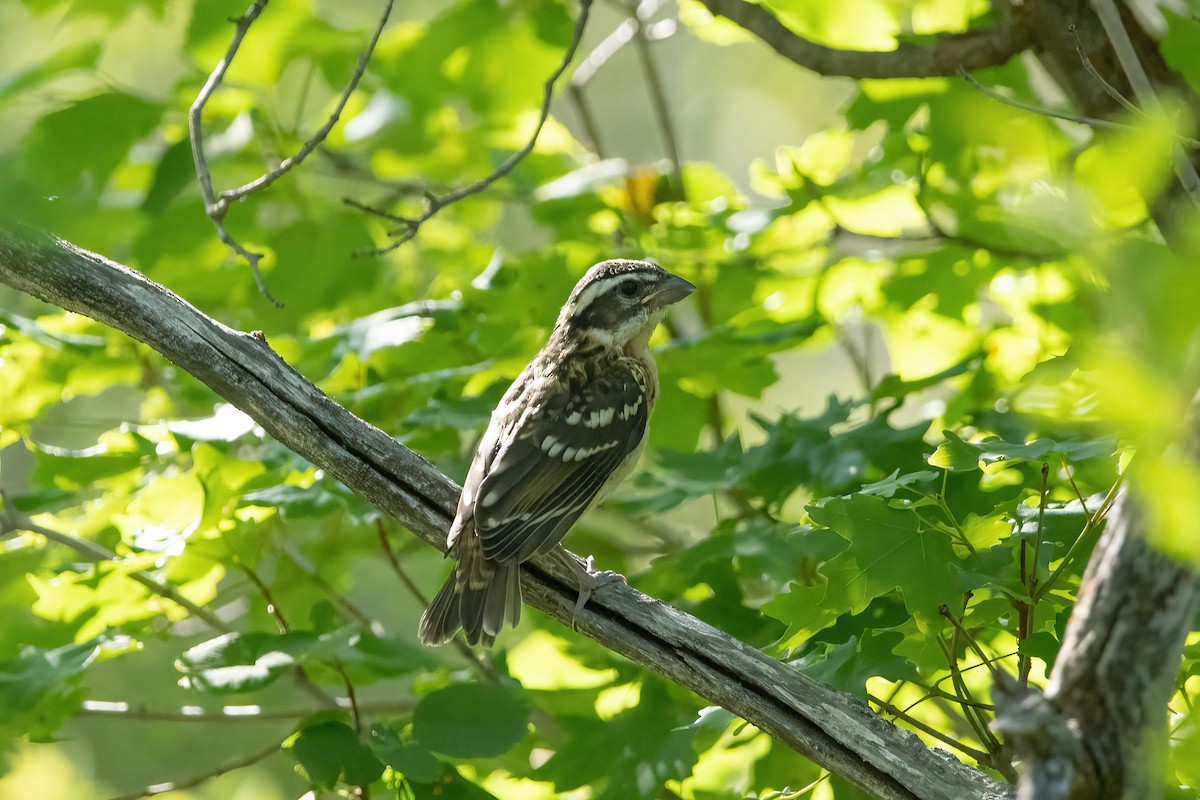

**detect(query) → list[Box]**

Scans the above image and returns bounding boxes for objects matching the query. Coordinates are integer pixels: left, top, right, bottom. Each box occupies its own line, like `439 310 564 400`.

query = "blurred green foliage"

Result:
2 0 1200 797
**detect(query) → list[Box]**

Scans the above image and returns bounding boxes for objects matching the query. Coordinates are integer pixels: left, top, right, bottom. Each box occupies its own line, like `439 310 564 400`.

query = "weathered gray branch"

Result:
0 224 1012 800
694 0 1029 78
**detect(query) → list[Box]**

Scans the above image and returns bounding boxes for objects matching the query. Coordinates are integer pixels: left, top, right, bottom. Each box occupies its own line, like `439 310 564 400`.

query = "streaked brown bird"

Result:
419 259 695 647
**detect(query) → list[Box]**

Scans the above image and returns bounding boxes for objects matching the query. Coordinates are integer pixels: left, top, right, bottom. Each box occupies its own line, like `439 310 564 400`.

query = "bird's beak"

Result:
646 273 696 308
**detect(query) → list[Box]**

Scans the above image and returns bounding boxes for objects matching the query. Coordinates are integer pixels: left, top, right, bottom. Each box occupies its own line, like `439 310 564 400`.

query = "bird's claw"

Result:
562 553 626 630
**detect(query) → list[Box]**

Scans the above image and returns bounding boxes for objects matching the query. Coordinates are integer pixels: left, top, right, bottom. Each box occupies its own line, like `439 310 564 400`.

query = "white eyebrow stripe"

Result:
568 272 656 317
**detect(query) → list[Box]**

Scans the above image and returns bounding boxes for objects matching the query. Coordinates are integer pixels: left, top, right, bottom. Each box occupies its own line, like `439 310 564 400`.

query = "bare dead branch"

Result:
0 223 1014 800
349 0 595 255
218 1 394 208
189 0 394 304
187 0 280 305
694 0 1029 79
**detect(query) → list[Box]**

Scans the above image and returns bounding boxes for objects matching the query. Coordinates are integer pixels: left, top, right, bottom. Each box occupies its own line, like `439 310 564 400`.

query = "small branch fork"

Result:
188 0 395 305
347 0 595 256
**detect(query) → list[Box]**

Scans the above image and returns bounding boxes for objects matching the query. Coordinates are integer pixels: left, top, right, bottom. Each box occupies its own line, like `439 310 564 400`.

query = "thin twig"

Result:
6 513 228 632
375 522 498 680
900 651 1019 716
775 771 832 799
1089 0 1200 204
1059 455 1089 513
1017 529 1030 685
108 736 287 800
350 0 594 255
1027 462 1051 635
835 324 874 396
902 683 995 712
631 0 684 197
939 604 1000 681
959 67 1124 132
239 563 290 633
696 0 1029 79
1035 473 1126 601
1070 25 1143 118
278 541 377 629
217 1 394 208
870 694 993 763
569 17 636 158
938 610 1010 776
189 0 394 304
330 658 362 732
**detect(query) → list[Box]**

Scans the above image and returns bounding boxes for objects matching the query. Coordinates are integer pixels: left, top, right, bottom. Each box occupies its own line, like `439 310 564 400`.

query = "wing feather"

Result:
475 359 649 563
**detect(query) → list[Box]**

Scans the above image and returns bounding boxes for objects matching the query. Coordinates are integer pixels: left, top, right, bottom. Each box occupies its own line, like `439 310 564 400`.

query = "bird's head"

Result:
556 260 695 351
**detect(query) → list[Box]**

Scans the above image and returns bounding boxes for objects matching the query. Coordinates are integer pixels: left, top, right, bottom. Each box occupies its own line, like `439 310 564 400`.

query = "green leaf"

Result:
1161 9 1200 97
790 631 918 699
535 682 698 799
928 430 987 471
412 683 529 758
0 43 102 101
141 137 196 214
930 431 1116 472
0 639 104 752
286 720 385 789
808 494 961 625
368 724 442 783
25 92 162 187
241 482 346 518
177 631 331 693
859 469 939 498
342 632 440 678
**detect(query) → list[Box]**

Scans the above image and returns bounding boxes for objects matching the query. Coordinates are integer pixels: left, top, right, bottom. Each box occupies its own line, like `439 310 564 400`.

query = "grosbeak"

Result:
419 259 695 646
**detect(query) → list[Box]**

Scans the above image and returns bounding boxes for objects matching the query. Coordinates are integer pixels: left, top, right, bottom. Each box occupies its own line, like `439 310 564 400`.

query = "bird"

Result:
418 259 695 647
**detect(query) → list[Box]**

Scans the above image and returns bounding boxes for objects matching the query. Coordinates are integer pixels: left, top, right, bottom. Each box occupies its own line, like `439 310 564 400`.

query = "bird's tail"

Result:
418 532 521 647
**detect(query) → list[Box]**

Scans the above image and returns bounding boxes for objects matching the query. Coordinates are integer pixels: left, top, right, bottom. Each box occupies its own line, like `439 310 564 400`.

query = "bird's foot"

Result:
555 551 626 630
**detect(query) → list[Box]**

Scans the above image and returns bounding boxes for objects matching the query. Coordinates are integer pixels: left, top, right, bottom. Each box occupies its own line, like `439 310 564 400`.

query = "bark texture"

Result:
994 493 1200 799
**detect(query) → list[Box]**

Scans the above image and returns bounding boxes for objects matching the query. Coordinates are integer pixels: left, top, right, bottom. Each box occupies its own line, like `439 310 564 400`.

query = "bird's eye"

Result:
619 280 639 298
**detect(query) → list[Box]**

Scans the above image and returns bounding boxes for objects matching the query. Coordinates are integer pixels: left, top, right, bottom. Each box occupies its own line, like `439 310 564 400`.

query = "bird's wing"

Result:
471 359 650 564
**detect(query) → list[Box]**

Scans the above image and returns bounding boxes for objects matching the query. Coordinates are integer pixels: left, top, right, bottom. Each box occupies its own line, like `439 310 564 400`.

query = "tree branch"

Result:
349 0 594 255
0 224 1012 800
693 0 1029 79
188 0 394 304
108 735 288 800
